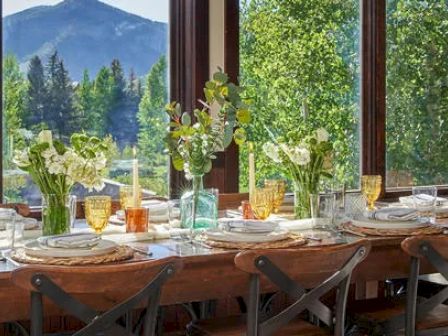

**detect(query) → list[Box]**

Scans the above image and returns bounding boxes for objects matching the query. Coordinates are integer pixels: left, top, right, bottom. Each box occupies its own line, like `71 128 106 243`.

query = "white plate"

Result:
23 239 118 258
351 218 427 229
206 228 290 243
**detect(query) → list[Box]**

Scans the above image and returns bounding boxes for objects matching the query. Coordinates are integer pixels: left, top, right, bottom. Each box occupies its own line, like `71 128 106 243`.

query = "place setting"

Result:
7 232 135 266
341 177 447 237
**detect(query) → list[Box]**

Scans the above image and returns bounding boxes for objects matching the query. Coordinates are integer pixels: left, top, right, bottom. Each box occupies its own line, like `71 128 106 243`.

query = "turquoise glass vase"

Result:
180 175 218 230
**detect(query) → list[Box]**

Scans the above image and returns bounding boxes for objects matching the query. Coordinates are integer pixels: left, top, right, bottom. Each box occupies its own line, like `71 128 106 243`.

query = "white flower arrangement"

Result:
263 126 333 218
13 131 112 195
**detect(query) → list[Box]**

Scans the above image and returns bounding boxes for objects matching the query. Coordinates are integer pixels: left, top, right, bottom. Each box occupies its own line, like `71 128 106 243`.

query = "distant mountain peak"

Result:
3 0 168 81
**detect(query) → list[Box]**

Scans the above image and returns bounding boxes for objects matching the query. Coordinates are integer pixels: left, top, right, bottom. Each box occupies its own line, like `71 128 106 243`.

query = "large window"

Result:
2 0 169 204
386 0 448 189
239 0 361 191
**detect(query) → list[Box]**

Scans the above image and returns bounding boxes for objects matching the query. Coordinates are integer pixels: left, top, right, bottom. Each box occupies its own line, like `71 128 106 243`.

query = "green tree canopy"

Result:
239 0 360 190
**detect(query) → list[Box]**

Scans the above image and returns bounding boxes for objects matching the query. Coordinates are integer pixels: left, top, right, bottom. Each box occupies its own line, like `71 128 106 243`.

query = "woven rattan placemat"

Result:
204 236 307 249
10 246 134 265
342 222 444 237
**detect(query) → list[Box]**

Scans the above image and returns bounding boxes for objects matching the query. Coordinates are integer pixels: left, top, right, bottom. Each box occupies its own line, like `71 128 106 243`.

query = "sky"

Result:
2 0 169 22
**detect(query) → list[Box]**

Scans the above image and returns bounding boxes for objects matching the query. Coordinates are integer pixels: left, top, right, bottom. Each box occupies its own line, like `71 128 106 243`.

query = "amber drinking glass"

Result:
361 175 382 211
125 207 149 233
264 179 286 213
250 188 274 220
119 186 142 210
85 196 111 234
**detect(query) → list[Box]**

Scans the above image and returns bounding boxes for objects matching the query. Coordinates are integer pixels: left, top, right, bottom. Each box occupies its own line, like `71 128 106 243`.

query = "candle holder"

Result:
125 207 149 233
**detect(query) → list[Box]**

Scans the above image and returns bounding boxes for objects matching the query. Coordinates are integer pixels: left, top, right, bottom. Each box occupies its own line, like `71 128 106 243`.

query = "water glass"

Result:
332 182 346 224
264 179 286 213
361 175 382 211
85 196 112 234
310 193 336 229
412 186 437 223
168 200 181 228
0 210 19 249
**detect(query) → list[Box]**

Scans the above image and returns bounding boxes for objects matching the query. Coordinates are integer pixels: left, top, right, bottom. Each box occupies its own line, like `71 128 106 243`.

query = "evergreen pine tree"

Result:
74 70 94 132
25 55 46 128
92 66 113 137
45 52 76 139
108 59 137 148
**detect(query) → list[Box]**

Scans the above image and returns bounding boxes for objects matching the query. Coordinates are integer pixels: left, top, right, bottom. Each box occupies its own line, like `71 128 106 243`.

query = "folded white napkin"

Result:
218 218 277 233
44 233 101 248
400 194 448 207
279 218 329 231
364 207 418 222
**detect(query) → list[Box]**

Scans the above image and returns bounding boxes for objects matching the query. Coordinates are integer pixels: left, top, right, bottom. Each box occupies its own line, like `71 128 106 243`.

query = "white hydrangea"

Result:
290 147 311 166
43 148 67 175
316 128 329 143
263 142 282 163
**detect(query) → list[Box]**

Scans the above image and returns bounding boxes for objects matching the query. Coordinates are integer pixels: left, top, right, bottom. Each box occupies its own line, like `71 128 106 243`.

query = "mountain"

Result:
3 0 168 80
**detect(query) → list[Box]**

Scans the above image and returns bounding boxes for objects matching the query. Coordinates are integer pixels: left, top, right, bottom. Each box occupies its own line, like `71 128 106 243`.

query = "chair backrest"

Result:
401 236 448 336
12 257 183 336
234 239 371 336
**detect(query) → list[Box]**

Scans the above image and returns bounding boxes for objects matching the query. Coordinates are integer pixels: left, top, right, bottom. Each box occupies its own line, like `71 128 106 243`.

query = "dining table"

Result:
0 230 442 324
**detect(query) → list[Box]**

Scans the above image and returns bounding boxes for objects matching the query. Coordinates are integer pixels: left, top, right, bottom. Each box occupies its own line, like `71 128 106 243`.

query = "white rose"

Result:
290 147 311 166
316 128 329 143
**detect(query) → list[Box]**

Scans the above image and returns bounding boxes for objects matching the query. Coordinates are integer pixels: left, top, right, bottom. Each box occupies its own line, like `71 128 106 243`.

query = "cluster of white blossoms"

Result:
13 139 108 192
263 128 330 167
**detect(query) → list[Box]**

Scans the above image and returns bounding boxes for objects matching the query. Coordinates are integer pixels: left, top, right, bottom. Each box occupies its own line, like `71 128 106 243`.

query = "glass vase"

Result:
180 175 218 231
293 180 319 219
42 194 76 236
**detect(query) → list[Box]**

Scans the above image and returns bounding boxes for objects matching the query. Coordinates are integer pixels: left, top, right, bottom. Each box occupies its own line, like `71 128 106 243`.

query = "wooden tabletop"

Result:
0 232 442 323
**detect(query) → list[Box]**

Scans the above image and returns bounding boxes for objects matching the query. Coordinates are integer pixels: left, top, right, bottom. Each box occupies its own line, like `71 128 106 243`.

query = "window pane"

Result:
2 0 169 204
386 1 448 188
239 0 361 191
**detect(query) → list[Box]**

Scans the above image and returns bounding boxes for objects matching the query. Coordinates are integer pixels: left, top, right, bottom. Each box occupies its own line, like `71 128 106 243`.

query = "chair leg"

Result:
143 289 162 336
30 292 43 336
405 257 420 336
247 274 260 336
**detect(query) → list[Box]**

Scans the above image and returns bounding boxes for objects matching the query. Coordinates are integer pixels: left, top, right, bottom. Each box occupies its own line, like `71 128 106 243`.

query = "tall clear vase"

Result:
293 180 319 219
180 175 218 231
42 194 76 236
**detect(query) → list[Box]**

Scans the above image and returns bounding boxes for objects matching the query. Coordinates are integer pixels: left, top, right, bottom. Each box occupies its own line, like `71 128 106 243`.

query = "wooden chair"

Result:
11 257 183 336
188 240 371 336
349 236 448 336
402 236 448 336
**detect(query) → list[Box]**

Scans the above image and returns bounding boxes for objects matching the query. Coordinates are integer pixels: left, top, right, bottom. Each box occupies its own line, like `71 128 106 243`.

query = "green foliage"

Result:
137 57 168 164
386 0 448 186
45 52 76 138
166 69 251 178
2 54 27 169
92 66 113 136
4 51 170 197
25 55 46 128
239 0 360 191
